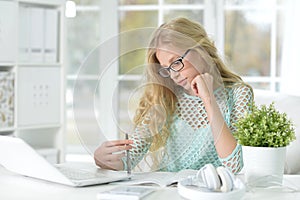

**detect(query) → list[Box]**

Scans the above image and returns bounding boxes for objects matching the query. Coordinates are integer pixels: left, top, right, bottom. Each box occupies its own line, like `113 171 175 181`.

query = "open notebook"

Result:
0 136 131 187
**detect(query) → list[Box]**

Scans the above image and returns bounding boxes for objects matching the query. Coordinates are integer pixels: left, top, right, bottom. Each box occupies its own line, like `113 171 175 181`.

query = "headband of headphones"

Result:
177 164 246 200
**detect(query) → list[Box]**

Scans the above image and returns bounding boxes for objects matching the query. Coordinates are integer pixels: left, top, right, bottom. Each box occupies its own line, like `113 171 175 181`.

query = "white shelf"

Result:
0 127 15 132
0 63 16 67
17 63 62 67
17 124 62 131
18 0 64 6
0 0 65 163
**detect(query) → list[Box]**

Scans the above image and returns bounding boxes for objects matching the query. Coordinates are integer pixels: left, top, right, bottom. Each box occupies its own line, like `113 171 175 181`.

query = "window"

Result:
65 3 101 156
224 0 285 91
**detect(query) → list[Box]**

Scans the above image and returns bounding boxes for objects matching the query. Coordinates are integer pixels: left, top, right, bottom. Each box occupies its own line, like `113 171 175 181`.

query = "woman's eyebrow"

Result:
160 56 176 67
157 51 179 66
158 56 175 67
168 53 180 63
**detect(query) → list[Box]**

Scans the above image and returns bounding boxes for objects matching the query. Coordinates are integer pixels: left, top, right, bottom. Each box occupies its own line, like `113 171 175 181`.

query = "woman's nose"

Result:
170 70 180 79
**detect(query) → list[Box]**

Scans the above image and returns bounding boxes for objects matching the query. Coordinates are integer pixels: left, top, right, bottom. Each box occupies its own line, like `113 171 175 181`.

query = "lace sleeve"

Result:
220 83 253 174
122 115 153 171
229 83 253 132
219 144 243 174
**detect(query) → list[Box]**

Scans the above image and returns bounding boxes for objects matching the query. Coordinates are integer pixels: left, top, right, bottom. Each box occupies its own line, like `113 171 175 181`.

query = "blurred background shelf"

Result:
0 0 65 164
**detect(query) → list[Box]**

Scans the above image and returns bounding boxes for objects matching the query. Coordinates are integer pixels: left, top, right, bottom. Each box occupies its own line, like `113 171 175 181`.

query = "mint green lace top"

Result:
124 83 253 174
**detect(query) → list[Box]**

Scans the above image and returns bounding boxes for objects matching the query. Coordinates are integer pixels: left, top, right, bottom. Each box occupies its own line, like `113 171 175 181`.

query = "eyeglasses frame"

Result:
158 49 192 78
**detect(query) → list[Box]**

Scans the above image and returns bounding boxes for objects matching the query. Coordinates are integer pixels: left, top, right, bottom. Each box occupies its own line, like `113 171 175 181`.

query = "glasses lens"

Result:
158 68 170 77
171 60 183 71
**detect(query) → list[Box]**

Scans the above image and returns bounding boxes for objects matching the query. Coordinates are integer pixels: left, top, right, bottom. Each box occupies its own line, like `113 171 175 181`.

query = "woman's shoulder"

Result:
226 82 253 99
226 82 253 92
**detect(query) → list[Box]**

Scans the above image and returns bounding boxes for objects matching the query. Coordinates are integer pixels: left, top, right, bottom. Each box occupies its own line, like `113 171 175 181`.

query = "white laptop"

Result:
0 136 131 187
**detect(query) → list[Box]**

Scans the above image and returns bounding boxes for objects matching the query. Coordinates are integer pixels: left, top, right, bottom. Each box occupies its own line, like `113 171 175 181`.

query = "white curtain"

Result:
280 0 300 96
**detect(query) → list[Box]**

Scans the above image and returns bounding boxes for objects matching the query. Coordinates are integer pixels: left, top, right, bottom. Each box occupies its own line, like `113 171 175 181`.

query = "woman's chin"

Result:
181 84 194 95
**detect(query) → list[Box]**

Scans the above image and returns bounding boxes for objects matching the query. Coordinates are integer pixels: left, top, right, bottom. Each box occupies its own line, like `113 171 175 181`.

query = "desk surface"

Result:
1 165 300 200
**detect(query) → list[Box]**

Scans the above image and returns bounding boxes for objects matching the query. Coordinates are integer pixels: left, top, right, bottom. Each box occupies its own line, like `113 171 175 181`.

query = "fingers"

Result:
94 139 134 170
95 157 123 170
105 144 133 154
191 76 200 95
102 140 133 154
191 73 213 98
106 152 126 161
103 139 133 147
96 151 128 170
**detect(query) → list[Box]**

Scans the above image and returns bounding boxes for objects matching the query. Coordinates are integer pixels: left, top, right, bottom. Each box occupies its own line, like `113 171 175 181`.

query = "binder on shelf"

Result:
29 7 44 63
44 9 58 63
19 6 59 64
0 1 17 63
18 5 30 62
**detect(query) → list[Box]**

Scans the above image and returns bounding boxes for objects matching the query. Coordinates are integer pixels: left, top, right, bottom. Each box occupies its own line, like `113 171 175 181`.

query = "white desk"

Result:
1 166 300 200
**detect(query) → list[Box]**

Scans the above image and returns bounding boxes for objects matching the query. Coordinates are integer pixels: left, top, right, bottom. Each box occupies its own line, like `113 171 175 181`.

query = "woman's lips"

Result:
177 78 188 86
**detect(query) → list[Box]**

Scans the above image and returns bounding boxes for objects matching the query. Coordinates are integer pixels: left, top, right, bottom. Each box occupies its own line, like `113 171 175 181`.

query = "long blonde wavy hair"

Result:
133 17 243 160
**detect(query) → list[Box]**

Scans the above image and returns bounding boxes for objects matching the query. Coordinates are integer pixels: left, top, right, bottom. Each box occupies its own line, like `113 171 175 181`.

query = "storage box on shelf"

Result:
0 0 65 164
0 71 14 130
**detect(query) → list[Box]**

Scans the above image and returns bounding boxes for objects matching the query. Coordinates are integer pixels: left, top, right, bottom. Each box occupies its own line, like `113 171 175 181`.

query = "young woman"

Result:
94 17 253 174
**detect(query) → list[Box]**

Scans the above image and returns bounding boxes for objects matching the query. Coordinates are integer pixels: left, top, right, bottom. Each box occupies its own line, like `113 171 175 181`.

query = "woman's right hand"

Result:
94 139 133 170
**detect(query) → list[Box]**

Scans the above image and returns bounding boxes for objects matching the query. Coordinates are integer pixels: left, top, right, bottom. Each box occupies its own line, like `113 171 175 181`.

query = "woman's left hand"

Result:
190 73 214 102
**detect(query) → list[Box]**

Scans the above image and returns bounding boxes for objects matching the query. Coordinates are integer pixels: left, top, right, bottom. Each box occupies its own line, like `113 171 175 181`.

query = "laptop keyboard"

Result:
57 167 106 180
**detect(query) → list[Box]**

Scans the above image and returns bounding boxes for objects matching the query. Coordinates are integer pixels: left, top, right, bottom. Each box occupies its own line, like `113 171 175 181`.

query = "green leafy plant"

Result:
234 102 296 147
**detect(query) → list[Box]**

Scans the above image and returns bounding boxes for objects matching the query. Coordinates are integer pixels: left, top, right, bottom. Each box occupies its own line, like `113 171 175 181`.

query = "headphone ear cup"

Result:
200 164 221 191
216 167 235 192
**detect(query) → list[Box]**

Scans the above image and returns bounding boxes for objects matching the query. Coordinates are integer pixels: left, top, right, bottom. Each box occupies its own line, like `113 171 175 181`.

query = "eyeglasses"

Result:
158 49 191 78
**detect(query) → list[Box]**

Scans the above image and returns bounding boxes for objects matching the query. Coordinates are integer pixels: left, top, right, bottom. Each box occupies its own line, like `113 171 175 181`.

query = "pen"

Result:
125 133 131 177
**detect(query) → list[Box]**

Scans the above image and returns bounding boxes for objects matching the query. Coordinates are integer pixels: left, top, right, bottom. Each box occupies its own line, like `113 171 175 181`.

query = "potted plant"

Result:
234 102 296 187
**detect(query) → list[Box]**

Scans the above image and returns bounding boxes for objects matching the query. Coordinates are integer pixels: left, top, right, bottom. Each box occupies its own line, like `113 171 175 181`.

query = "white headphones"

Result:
178 164 245 200
199 163 235 192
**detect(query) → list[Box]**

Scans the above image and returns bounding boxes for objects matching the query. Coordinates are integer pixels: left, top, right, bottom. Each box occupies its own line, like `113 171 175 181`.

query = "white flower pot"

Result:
242 146 286 187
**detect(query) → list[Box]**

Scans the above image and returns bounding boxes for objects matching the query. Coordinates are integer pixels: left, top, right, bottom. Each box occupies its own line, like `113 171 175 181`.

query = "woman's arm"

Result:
218 83 253 173
191 73 237 157
191 74 253 173
205 93 238 158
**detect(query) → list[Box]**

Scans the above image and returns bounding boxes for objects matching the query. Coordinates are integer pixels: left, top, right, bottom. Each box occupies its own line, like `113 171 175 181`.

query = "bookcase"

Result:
0 0 65 163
